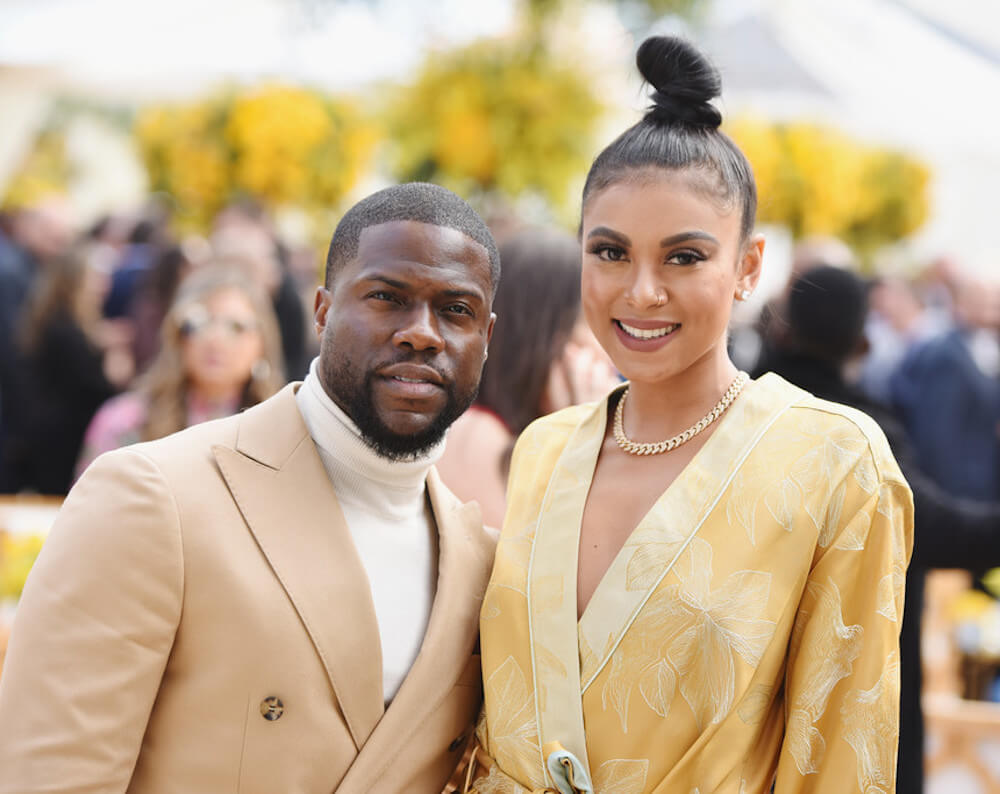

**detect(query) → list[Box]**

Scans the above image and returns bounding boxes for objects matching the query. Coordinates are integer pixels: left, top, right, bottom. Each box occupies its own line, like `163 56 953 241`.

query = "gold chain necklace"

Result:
613 371 750 456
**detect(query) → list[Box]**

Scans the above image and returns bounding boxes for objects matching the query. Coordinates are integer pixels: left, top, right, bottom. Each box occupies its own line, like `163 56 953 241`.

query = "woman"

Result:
469 37 913 793
437 228 618 528
8 246 132 495
76 265 285 474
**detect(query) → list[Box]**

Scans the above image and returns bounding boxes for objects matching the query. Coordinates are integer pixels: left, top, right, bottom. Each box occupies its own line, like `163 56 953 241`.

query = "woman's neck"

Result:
622 354 739 443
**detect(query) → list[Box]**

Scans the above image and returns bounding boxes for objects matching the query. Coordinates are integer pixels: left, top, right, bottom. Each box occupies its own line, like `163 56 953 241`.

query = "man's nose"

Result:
393 303 444 352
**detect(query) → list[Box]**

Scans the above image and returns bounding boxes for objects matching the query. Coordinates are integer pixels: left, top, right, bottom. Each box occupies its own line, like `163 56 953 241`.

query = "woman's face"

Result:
179 287 265 396
580 170 761 387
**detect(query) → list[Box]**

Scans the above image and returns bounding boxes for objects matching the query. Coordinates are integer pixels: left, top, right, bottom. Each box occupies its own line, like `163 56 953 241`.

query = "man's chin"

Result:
359 428 445 462
357 411 449 462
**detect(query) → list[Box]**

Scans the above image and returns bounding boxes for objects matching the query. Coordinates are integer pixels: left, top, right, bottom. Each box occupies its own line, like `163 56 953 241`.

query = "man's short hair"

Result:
325 182 501 293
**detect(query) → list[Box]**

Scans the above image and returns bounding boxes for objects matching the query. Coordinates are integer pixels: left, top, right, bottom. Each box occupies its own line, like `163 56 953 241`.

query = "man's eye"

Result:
444 304 473 317
368 291 399 302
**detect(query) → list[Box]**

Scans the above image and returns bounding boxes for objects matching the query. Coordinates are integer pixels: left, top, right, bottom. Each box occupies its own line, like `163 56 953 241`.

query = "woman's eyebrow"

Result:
660 231 719 247
586 226 630 246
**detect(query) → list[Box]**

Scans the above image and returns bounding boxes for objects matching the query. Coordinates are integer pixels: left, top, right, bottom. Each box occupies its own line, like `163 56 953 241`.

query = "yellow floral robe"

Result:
473 373 913 794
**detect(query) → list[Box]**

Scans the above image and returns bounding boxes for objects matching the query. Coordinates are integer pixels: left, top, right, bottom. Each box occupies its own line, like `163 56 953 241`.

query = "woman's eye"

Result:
668 250 703 266
593 244 627 262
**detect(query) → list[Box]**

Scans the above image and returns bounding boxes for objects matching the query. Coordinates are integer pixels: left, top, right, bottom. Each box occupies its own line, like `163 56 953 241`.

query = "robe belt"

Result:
460 742 593 794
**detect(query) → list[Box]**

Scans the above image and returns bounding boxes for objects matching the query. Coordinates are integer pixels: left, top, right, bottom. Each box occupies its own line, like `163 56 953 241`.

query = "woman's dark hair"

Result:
20 251 88 353
476 228 583 436
582 36 757 241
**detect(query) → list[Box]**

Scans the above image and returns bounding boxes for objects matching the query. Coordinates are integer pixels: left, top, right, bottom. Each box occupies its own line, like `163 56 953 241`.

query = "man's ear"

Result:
485 312 497 347
313 287 332 339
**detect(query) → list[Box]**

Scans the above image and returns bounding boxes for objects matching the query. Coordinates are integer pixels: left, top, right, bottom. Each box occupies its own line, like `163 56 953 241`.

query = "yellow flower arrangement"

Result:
727 117 930 258
0 532 45 602
1 129 72 210
134 85 377 232
383 38 603 216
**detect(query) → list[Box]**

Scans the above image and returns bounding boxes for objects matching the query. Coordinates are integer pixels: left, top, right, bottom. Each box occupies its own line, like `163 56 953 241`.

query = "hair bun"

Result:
636 35 722 130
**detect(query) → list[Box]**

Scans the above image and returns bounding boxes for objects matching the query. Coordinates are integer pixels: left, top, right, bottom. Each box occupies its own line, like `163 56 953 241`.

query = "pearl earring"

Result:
738 288 752 301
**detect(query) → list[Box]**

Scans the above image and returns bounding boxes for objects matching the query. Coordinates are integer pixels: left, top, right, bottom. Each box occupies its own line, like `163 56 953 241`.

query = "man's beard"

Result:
320 351 479 461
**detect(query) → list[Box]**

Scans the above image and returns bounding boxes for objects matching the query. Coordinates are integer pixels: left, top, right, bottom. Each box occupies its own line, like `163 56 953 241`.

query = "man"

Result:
0 183 499 794
766 264 1000 794
890 275 1000 501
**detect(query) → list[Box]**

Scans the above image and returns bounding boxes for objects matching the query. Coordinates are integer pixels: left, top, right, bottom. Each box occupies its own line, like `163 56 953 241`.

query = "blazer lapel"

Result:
213 385 385 751
335 469 494 793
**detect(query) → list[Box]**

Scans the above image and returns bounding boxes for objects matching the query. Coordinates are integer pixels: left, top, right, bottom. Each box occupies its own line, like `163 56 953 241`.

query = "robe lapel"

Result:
526 390 614 778
335 469 493 794
213 385 384 751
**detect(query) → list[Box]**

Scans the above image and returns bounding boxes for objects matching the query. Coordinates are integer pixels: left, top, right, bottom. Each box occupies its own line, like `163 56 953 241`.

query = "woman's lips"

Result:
613 318 680 351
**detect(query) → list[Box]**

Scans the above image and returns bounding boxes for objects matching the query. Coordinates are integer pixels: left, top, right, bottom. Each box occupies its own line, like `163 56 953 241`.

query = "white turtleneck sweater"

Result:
296 359 441 704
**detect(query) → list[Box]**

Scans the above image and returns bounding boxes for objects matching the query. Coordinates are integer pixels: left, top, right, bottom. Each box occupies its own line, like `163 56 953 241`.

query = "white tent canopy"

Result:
701 0 1000 272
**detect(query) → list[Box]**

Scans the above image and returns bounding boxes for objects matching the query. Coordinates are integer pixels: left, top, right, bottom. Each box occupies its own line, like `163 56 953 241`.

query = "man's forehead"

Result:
352 220 493 293
357 219 489 260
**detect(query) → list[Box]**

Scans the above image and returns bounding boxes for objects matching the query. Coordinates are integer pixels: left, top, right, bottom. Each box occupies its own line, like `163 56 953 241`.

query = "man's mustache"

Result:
372 354 450 385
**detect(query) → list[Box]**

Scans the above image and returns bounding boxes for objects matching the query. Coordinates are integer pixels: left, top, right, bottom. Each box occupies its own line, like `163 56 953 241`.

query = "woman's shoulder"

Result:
759 373 904 485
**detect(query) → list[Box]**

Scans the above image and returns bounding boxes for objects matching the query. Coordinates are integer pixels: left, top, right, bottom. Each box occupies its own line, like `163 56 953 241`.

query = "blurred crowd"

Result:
0 198 315 496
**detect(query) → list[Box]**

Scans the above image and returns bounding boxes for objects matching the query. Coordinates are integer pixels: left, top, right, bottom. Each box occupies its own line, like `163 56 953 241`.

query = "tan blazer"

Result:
0 385 495 794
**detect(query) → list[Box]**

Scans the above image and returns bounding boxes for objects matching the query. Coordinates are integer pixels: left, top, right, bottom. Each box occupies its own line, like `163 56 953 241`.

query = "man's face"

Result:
314 220 495 460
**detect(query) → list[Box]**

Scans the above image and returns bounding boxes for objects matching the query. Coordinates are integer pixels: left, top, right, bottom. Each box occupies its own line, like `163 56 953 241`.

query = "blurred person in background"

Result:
750 234 855 377
5 244 133 495
101 206 172 320
436 228 618 527
0 201 75 492
768 264 1000 794
212 199 310 379
859 276 941 405
127 243 197 373
891 275 1000 502
76 265 285 476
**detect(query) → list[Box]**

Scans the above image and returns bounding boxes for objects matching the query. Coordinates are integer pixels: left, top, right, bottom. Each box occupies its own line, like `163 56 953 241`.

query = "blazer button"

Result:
260 696 284 721
449 733 467 752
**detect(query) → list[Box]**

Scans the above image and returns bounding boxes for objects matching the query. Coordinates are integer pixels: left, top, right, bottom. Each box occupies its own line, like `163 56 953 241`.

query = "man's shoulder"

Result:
127 411 242 466
97 386 302 478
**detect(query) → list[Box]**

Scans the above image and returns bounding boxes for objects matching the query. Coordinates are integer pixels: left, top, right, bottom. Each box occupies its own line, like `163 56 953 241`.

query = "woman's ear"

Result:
736 233 765 298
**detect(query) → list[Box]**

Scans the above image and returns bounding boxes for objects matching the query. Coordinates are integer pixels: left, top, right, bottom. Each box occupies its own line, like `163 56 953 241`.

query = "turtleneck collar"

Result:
296 358 444 504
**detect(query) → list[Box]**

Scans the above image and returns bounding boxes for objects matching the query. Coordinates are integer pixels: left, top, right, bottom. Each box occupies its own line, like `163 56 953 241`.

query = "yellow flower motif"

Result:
485 656 545 789
601 538 776 732
841 653 899 793
592 758 649 794
665 539 777 729
786 578 864 775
